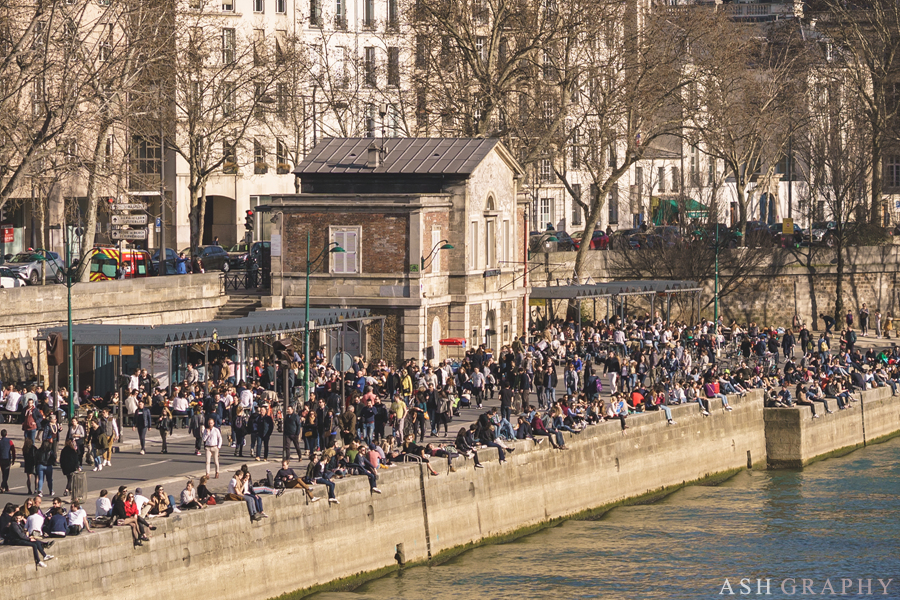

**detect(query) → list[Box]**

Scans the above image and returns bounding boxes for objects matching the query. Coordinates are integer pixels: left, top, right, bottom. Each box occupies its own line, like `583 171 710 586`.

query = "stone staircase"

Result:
217 295 262 320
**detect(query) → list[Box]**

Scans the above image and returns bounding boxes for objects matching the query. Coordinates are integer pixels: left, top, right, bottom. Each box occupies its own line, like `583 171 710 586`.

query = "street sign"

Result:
112 203 147 211
332 352 353 372
108 346 134 356
111 214 148 226
110 228 148 240
782 218 793 235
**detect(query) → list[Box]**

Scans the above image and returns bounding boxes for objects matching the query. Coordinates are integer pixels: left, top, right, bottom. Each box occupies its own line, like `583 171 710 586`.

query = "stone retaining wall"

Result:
764 386 900 468
6 387 899 600
0 391 765 600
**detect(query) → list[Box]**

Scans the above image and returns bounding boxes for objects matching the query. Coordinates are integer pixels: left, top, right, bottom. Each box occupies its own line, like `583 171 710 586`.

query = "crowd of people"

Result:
1 302 899 568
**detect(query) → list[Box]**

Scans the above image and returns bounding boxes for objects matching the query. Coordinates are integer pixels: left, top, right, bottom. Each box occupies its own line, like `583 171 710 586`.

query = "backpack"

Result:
593 377 603 394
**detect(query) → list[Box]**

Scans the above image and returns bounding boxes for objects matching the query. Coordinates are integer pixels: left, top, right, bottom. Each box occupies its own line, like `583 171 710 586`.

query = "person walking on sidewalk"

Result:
189 407 204 456
100 409 118 468
132 400 152 455
156 408 172 454
0 430 15 492
202 418 221 479
35 439 56 497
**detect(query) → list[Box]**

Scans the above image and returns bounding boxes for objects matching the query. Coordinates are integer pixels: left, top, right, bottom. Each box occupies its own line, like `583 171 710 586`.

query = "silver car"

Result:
3 249 66 285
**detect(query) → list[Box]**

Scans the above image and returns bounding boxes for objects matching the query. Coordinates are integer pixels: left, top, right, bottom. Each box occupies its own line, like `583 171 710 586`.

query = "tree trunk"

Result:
79 121 112 282
197 184 208 248
571 192 606 285
188 184 202 254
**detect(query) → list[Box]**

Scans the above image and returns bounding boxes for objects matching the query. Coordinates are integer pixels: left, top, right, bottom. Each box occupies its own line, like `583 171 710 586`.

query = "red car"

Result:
573 230 609 250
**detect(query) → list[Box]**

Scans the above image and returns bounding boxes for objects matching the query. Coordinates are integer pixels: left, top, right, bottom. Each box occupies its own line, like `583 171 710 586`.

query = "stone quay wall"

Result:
529 246 900 327
0 392 766 600
4 388 900 600
765 386 900 469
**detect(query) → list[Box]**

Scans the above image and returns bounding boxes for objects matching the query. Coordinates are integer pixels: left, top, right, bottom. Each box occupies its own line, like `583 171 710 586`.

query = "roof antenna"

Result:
379 103 388 158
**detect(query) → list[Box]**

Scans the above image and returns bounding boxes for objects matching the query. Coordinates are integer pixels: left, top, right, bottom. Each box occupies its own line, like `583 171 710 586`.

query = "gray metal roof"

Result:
37 308 373 347
294 138 501 175
529 280 700 300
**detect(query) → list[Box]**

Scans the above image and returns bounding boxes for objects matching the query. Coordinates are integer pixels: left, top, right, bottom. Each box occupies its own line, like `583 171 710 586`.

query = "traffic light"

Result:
244 209 255 232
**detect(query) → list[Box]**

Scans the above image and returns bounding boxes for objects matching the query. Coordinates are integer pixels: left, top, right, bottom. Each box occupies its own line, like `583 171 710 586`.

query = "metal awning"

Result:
36 308 373 347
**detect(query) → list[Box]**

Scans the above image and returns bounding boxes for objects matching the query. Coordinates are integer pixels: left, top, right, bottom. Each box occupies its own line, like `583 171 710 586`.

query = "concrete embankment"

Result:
765 386 900 468
4 387 899 600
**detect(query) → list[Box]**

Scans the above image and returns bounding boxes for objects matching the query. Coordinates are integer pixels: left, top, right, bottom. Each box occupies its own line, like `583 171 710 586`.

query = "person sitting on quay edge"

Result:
5 510 54 567
275 459 320 502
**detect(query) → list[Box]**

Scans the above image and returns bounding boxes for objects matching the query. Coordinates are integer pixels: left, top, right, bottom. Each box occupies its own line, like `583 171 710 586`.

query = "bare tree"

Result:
685 15 805 244
807 0 900 225
408 0 581 159
0 0 127 213
553 5 697 283
794 67 873 322
75 0 173 278
141 1 291 251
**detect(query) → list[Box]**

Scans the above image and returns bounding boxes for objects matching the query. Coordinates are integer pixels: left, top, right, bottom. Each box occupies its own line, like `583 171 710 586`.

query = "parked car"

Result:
551 231 578 251
2 249 65 285
183 245 230 272
227 241 271 270
809 221 833 246
637 225 682 249
820 222 892 248
528 231 558 253
151 248 179 275
572 229 609 250
740 221 772 246
0 267 27 288
692 223 740 249
608 228 642 250
769 223 805 247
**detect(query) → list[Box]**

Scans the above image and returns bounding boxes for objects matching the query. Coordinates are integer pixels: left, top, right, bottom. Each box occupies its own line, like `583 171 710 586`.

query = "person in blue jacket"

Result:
175 252 189 274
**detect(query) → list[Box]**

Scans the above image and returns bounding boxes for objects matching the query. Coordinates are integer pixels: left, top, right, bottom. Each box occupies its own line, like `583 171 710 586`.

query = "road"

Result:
0 388 512 502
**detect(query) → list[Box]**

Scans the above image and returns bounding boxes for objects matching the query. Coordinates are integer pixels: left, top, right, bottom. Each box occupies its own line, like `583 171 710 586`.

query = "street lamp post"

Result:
303 232 345 406
714 223 719 324
420 239 453 271
65 229 74 419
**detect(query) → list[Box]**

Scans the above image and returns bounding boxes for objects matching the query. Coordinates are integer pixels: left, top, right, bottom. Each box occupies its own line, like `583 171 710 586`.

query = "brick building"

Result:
266 137 528 364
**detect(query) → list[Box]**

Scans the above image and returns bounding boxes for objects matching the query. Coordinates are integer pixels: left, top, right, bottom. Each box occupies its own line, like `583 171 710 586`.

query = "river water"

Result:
310 437 900 599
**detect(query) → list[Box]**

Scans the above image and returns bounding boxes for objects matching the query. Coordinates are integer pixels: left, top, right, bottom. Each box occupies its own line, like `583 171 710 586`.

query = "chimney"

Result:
366 142 380 168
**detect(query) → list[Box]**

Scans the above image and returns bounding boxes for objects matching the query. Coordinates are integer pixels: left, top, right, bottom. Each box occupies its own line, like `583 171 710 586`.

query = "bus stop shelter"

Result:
528 280 702 326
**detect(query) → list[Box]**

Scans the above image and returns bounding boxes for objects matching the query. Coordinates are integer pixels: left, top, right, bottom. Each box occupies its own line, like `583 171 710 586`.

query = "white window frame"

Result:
431 227 441 273
485 219 495 268
469 221 478 270
221 0 234 11
222 28 236 64
501 219 510 264
330 227 360 274
538 197 553 230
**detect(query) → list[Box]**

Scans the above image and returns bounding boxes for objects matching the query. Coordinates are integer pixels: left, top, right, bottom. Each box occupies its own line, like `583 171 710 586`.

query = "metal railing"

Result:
223 267 270 291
